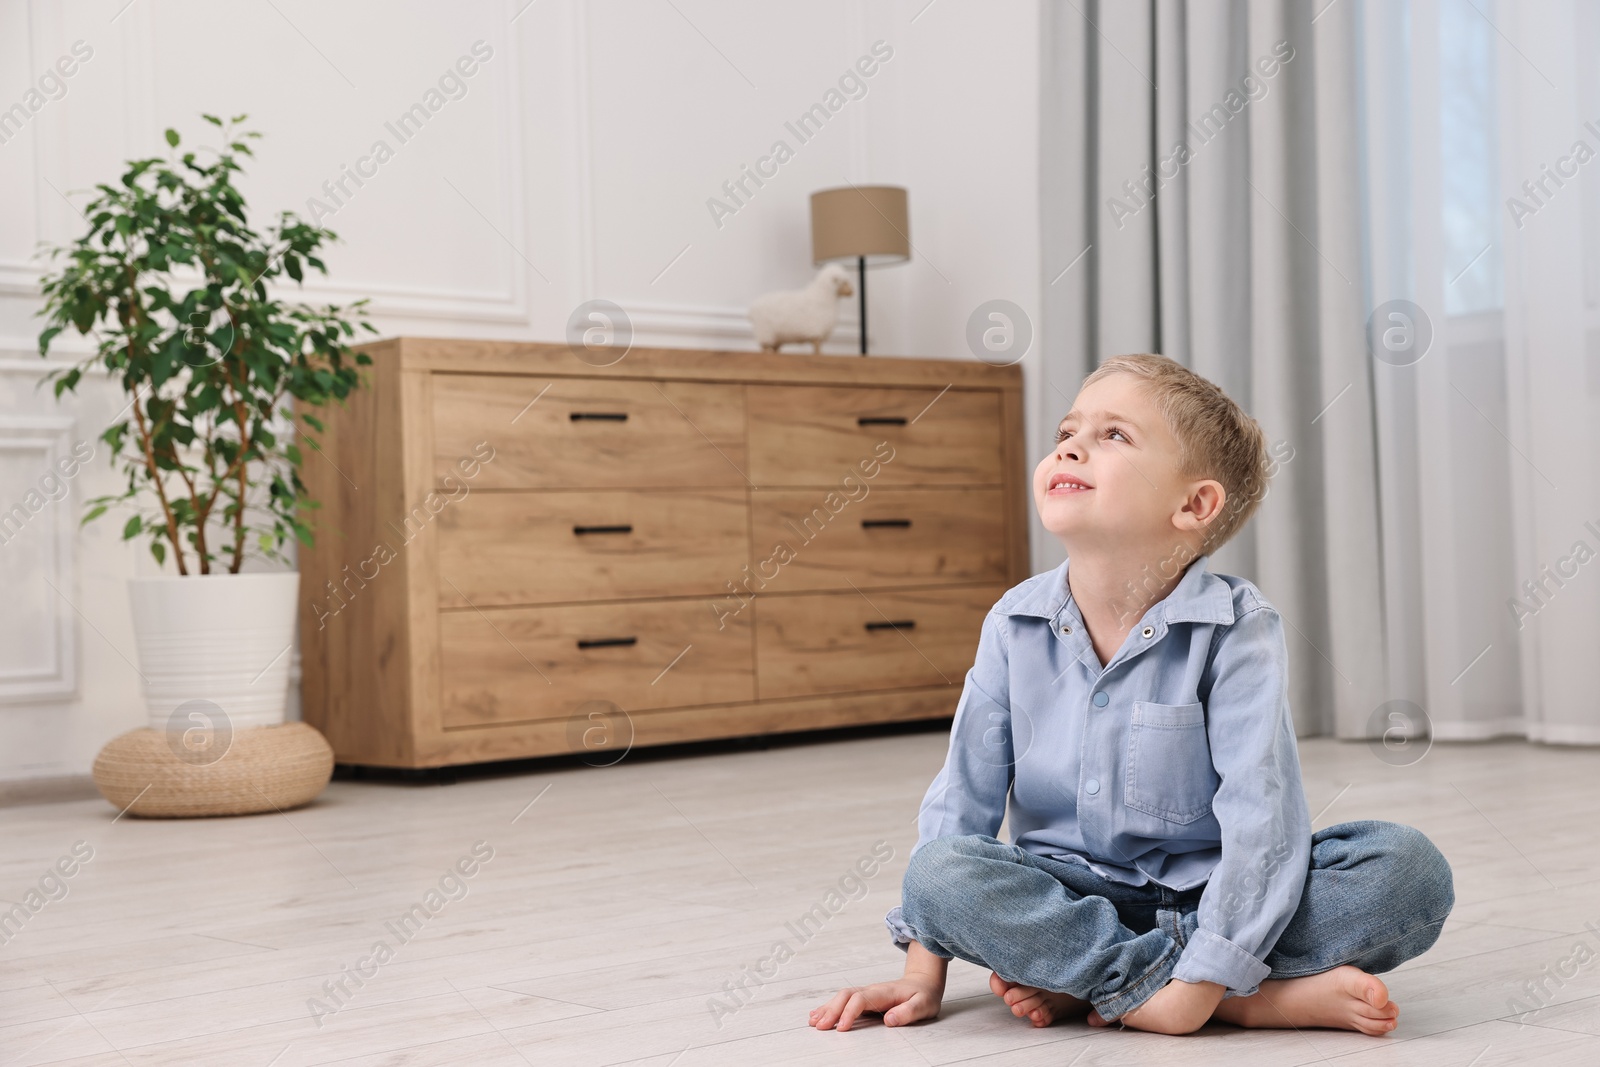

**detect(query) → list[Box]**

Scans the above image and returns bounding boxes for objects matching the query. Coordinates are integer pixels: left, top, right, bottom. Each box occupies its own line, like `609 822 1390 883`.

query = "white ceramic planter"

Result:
128 572 299 731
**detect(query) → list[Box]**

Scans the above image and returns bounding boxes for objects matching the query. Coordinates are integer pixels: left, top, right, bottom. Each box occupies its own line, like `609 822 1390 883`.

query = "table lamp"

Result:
809 185 910 355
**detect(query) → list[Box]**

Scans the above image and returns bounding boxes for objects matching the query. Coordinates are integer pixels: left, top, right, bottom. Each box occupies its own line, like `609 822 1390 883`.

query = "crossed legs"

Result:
902 820 1454 1034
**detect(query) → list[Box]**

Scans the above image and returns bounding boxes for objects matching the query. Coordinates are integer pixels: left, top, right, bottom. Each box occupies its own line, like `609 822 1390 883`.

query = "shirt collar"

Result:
1000 552 1236 627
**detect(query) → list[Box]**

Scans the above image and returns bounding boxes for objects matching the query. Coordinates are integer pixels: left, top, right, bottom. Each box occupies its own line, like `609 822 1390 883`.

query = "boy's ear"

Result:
1176 480 1226 531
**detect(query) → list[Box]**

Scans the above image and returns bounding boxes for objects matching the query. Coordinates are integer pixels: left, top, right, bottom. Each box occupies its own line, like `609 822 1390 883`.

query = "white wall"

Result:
0 0 1041 780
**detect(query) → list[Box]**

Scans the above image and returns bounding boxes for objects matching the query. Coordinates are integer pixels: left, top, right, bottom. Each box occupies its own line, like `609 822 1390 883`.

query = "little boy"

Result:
809 354 1454 1037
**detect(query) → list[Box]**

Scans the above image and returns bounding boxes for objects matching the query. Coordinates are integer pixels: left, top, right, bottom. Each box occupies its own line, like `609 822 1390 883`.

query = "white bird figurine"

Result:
748 264 855 354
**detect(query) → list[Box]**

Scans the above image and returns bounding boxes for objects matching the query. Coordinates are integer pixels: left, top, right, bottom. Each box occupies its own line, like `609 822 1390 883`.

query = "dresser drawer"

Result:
436 489 747 607
432 375 747 489
755 584 1002 699
749 488 1008 591
440 599 754 727
746 385 1002 487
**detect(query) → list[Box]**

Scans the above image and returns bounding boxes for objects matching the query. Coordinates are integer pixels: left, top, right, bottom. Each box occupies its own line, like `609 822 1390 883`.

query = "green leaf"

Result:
165 128 180 147
81 504 109 525
38 325 63 355
122 515 143 539
151 540 166 566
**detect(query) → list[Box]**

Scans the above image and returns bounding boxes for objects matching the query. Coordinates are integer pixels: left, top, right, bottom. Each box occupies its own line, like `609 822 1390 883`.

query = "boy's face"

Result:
1031 373 1221 553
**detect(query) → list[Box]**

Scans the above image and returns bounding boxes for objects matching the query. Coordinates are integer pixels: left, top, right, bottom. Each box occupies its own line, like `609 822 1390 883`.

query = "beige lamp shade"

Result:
810 185 910 266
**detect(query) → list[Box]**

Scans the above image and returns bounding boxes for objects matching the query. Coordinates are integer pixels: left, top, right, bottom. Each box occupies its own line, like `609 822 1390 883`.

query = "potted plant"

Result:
35 114 373 748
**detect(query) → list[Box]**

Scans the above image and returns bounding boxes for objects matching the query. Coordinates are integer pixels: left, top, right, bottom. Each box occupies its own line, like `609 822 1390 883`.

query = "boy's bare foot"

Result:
989 971 1092 1027
1211 965 1399 1036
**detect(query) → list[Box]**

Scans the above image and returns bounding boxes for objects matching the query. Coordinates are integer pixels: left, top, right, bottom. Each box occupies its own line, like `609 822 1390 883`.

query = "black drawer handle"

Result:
857 416 907 426
577 636 637 649
861 518 911 529
570 412 629 422
865 620 916 631
573 524 633 536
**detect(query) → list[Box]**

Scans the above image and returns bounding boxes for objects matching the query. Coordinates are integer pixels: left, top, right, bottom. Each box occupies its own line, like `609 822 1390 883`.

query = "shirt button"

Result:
1085 778 1100 794
1142 626 1155 638
1092 691 1109 707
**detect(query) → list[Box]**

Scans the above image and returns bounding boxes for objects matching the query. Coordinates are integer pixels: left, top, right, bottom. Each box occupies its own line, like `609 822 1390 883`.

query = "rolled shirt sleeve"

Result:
885 608 1015 950
1169 603 1313 996
884 904 916 949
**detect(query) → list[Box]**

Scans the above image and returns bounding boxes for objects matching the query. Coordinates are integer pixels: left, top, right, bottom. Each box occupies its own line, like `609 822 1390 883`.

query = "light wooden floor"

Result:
3 728 1600 1066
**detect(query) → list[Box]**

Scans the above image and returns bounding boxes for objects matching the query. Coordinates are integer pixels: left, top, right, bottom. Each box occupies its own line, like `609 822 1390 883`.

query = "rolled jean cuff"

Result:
1169 928 1272 996
1089 941 1183 1022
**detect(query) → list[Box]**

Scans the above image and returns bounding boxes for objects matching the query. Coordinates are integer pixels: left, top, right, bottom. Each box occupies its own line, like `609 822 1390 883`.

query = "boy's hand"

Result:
809 974 944 1031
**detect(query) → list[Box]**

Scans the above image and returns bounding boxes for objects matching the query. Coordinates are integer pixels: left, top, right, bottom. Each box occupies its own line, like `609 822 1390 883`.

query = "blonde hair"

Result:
1080 353 1271 553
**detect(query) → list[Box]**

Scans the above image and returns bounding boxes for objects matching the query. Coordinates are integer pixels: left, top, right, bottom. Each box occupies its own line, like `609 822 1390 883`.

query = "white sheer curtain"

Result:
1039 0 1600 744
1363 0 1600 744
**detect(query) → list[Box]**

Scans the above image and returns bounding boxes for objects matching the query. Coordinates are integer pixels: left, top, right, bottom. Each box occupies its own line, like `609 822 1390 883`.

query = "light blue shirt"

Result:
884 553 1313 997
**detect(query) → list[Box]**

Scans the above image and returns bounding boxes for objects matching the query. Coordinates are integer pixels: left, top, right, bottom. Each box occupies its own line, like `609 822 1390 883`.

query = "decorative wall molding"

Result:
2 266 530 327
0 335 99 372
565 3 882 353
570 0 598 308
282 278 529 324
4 1 891 351
286 18 534 324
626 301 861 348
0 414 79 704
0 261 41 297
5 0 534 330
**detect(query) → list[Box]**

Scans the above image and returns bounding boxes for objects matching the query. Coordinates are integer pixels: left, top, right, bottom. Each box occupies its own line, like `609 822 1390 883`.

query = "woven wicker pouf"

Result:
92 722 335 818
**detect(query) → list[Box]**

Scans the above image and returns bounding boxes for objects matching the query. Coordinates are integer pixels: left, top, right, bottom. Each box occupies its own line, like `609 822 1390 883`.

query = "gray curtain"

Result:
1038 0 1384 739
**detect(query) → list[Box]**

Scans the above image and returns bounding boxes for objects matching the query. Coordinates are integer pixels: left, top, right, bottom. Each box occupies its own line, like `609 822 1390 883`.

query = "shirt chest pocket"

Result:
1124 701 1219 824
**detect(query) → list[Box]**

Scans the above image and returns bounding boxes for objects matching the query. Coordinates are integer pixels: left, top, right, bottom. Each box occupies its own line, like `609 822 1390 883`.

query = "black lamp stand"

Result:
857 254 868 356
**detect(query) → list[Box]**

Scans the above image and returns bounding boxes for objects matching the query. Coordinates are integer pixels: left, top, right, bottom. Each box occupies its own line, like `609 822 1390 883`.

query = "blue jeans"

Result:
900 819 1454 1023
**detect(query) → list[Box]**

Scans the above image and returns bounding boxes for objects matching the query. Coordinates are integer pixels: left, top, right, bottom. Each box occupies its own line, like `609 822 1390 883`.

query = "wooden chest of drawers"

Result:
297 338 1028 768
